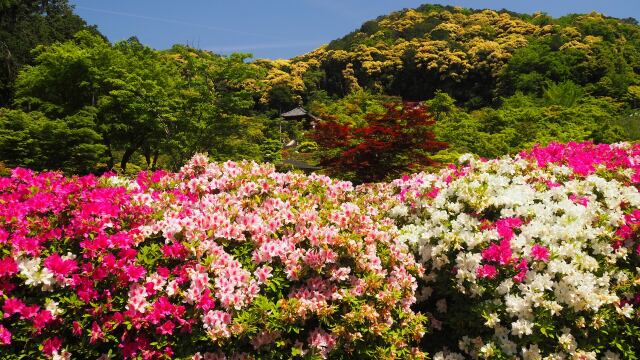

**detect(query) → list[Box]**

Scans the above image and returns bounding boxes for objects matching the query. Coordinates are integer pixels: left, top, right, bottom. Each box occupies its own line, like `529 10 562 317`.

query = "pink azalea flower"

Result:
89 322 104 344
625 209 640 225
20 304 39 319
32 310 53 330
0 324 11 345
124 265 147 282
616 225 633 239
202 310 231 340
157 320 175 335
530 245 550 262
495 217 522 242
76 283 98 303
44 253 78 277
42 336 62 355
162 243 187 259
255 265 273 284
513 270 527 283
426 187 439 199
476 264 498 279
481 239 512 265
72 321 82 336
0 229 8 244
151 296 175 318
2 297 25 316
512 259 529 283
196 290 216 312
308 328 336 358
0 257 17 277
157 267 170 278
569 194 589 206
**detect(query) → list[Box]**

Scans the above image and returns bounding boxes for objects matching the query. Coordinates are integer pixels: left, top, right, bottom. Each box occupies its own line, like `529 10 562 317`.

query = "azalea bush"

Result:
2 141 640 360
0 155 425 359
390 142 640 359
0 169 159 359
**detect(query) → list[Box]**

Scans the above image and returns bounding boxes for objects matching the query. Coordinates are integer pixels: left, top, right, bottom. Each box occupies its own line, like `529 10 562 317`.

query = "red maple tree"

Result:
312 102 448 183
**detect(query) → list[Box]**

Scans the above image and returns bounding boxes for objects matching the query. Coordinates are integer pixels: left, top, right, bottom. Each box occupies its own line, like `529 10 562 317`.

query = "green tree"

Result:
0 0 96 106
309 90 395 127
165 46 269 168
542 81 585 107
100 37 180 170
14 31 182 171
0 108 105 173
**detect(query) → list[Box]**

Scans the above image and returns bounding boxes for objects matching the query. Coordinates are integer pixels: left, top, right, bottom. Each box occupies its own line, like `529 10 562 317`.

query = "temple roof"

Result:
281 107 320 120
281 106 308 117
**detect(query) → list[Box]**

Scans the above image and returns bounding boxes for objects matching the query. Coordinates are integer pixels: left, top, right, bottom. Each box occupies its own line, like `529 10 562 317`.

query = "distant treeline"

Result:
0 0 299 174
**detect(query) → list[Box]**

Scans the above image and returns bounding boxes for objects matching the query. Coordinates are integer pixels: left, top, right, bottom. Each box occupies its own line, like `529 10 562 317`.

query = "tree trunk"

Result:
104 138 114 170
120 135 146 171
151 151 159 170
120 148 136 172
143 145 151 168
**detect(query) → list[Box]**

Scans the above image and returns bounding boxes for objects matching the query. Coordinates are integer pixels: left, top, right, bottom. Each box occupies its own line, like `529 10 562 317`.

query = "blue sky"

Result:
70 1 640 59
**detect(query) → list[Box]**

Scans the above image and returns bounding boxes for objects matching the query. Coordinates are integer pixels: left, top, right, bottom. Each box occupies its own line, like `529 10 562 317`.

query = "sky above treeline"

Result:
70 0 640 59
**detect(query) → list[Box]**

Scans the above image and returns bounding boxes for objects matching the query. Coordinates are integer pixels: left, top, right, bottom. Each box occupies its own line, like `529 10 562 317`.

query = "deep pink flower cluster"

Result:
0 158 425 359
476 217 534 282
523 141 640 179
0 168 158 358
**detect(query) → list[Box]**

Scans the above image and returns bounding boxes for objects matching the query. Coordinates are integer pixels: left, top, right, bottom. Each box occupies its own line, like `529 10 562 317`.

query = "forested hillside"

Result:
258 5 640 168
267 4 640 106
2 2 640 182
0 1 294 174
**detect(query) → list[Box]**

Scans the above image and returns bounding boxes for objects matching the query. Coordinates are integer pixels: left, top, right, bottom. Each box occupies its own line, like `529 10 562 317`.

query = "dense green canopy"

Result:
3 29 280 173
0 0 96 106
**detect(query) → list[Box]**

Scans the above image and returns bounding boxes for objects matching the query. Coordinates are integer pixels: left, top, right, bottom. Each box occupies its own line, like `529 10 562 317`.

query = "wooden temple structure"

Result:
281 106 319 130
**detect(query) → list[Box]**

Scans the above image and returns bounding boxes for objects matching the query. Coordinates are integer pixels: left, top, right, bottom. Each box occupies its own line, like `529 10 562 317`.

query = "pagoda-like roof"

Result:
281 107 320 120
281 107 308 117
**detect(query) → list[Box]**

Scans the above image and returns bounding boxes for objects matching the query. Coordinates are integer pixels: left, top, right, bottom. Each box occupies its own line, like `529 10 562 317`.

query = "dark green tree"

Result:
0 108 105 173
0 0 96 106
14 31 181 171
165 46 270 168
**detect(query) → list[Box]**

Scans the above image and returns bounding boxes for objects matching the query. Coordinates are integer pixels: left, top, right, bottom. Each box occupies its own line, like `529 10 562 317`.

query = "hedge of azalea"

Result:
392 142 640 359
0 142 639 359
0 155 426 359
